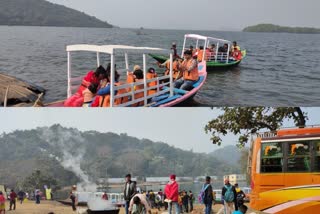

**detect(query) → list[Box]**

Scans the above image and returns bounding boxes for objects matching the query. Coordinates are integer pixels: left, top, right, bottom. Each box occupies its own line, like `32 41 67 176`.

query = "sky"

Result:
47 0 320 30
1 108 320 153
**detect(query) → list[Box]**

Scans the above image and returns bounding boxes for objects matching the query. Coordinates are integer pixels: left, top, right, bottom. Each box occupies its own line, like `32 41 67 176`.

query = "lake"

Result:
0 26 319 106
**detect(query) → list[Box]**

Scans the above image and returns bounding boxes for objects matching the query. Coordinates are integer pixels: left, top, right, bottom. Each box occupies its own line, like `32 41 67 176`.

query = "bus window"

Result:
287 142 310 172
315 141 320 171
261 142 283 173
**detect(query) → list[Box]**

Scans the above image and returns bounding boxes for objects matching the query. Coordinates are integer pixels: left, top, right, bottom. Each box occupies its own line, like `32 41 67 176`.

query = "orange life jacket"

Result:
197 50 204 62
197 49 210 62
127 72 145 106
232 50 242 61
146 72 158 95
98 82 129 107
164 60 182 80
182 59 199 81
132 79 145 107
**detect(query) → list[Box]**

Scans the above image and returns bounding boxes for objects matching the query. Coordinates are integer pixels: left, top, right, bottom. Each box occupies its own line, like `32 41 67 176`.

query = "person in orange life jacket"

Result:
132 69 145 106
174 50 199 91
231 41 241 53
197 46 204 62
232 47 242 61
82 83 98 107
165 174 180 214
64 65 106 107
146 67 158 95
158 57 183 81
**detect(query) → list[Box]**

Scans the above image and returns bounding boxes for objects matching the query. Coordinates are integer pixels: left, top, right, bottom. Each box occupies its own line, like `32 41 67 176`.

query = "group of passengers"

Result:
188 41 242 62
64 48 200 107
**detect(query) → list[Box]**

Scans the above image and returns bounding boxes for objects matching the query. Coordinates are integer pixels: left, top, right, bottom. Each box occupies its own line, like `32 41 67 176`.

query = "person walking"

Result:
164 174 180 214
188 191 194 212
69 191 76 211
222 179 237 214
203 176 214 214
35 190 41 204
124 174 137 214
17 190 25 204
9 189 17 210
182 191 189 213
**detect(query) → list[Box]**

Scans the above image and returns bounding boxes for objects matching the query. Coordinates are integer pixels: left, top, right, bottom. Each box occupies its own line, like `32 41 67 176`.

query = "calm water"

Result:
0 26 319 106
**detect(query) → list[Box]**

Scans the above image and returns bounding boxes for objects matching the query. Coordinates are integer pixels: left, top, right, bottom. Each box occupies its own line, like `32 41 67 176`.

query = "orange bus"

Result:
249 126 320 213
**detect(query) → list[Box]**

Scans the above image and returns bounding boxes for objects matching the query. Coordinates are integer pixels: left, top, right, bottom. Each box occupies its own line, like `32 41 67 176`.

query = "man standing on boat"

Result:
124 174 137 214
174 50 199 90
171 42 179 58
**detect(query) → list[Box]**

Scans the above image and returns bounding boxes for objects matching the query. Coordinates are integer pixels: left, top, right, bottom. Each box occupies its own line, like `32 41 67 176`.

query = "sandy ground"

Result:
2 201 262 214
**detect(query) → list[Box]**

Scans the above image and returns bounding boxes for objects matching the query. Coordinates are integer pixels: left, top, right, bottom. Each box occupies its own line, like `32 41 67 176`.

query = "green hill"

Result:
210 145 242 166
0 0 112 28
0 125 240 188
243 24 320 34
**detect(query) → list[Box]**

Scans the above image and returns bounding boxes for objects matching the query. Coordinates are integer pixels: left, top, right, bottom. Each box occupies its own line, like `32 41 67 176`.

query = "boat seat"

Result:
160 76 203 96
151 94 183 107
151 94 169 103
192 76 204 88
162 86 188 95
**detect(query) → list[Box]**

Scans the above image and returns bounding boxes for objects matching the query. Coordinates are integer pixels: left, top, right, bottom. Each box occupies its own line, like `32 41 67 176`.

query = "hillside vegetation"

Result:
243 24 320 34
0 125 241 188
0 0 112 28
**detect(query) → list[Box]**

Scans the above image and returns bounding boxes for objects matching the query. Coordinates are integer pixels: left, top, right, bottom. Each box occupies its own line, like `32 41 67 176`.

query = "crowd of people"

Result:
0 188 54 213
124 174 195 214
122 174 248 214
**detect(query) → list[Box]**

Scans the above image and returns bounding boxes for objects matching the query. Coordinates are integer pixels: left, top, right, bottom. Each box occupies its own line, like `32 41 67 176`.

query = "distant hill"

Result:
0 125 240 188
243 24 320 34
0 0 113 28
210 145 242 166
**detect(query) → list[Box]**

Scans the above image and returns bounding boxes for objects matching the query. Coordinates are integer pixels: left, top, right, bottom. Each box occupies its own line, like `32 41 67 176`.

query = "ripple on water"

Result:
0 27 319 106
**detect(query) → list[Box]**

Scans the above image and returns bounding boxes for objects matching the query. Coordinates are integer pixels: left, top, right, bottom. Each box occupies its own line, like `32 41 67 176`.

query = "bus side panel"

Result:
284 173 313 187
312 173 320 183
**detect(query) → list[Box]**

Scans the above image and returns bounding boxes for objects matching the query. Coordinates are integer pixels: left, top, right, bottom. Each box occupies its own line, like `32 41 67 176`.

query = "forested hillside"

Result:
0 125 240 188
0 0 112 28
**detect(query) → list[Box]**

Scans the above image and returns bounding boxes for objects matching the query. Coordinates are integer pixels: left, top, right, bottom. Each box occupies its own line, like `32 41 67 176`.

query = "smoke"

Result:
88 195 116 211
39 125 97 191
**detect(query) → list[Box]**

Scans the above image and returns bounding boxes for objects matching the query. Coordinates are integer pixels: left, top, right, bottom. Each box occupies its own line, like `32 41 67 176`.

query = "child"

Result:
82 83 98 107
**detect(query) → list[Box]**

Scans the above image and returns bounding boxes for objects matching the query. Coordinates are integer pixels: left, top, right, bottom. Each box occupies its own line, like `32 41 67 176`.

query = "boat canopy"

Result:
66 44 170 55
182 34 233 64
184 34 231 44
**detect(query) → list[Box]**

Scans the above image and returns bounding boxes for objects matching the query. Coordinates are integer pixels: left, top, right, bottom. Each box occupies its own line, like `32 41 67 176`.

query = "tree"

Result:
20 170 60 194
205 107 307 146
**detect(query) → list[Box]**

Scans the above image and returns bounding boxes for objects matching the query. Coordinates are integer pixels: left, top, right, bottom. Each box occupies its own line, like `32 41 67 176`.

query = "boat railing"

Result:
69 75 85 94
206 52 232 63
113 74 172 107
